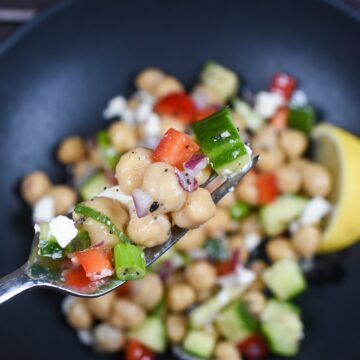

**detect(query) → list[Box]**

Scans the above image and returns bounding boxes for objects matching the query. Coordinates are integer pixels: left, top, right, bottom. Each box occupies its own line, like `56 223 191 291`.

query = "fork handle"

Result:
0 265 36 304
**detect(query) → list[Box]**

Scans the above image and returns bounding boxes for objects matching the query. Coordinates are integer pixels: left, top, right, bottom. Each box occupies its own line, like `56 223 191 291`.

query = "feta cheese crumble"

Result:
254 91 284 118
49 215 78 248
103 96 127 120
244 232 261 252
290 89 308 108
33 196 55 223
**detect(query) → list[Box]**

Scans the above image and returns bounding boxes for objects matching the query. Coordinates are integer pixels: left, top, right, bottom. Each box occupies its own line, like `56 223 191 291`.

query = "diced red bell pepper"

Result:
256 173 278 205
215 250 240 276
193 106 218 122
238 334 270 360
269 106 289 130
125 339 155 360
152 128 200 169
270 72 296 100
64 266 92 289
116 281 132 297
74 247 114 282
154 92 197 124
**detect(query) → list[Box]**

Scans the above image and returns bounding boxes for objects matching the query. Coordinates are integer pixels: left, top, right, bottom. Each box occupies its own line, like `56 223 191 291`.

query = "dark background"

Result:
0 1 359 360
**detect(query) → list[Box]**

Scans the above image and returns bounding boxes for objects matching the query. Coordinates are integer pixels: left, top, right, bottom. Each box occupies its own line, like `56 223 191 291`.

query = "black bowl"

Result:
0 1 359 359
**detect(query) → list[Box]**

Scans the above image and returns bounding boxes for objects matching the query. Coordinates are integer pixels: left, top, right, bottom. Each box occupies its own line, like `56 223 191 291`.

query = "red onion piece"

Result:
175 169 198 192
92 240 105 248
132 188 153 218
183 154 209 177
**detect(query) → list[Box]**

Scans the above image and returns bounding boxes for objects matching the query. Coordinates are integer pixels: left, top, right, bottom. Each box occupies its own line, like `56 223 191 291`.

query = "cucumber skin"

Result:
192 107 249 176
129 317 166 353
182 330 216 359
288 106 315 135
262 259 307 301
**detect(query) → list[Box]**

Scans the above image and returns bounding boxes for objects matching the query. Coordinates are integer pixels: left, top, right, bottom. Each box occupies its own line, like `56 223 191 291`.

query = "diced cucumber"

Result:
229 201 251 220
38 223 64 259
38 223 90 259
192 108 250 177
261 299 300 322
216 302 257 342
232 98 264 131
190 286 246 328
262 259 307 300
288 105 315 135
96 130 121 170
63 230 91 255
260 195 308 236
182 330 216 359
200 61 239 101
129 316 166 353
261 299 303 356
79 172 112 200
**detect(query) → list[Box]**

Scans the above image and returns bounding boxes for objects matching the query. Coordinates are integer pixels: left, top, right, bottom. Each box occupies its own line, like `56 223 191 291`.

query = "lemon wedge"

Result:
312 123 360 252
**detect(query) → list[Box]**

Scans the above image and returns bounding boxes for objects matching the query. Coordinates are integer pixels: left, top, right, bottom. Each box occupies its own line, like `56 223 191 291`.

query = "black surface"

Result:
0 0 359 359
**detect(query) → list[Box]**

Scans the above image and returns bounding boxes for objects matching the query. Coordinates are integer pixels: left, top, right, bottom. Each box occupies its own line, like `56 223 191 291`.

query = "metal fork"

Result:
0 156 258 304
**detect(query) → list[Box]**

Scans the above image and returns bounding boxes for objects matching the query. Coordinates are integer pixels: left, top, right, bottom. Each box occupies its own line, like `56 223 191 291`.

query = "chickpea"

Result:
167 282 196 312
153 76 184 98
110 298 145 329
243 291 267 316
160 115 186 136
196 165 212 185
214 341 242 360
204 208 232 236
57 136 87 164
218 191 236 208
142 162 186 212
66 299 93 330
266 237 297 262
231 110 246 131
108 121 138 153
280 129 308 159
275 164 302 194
235 172 258 206
166 314 187 343
291 224 321 257
85 292 116 320
185 261 217 292
129 273 164 310
240 214 263 236
229 235 249 263
302 162 332 197
135 68 165 92
165 271 185 287
172 188 216 229
127 212 171 247
21 171 52 205
115 147 153 195
73 197 129 247
256 146 285 172
93 323 125 353
48 185 77 214
175 226 206 251
252 126 278 152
